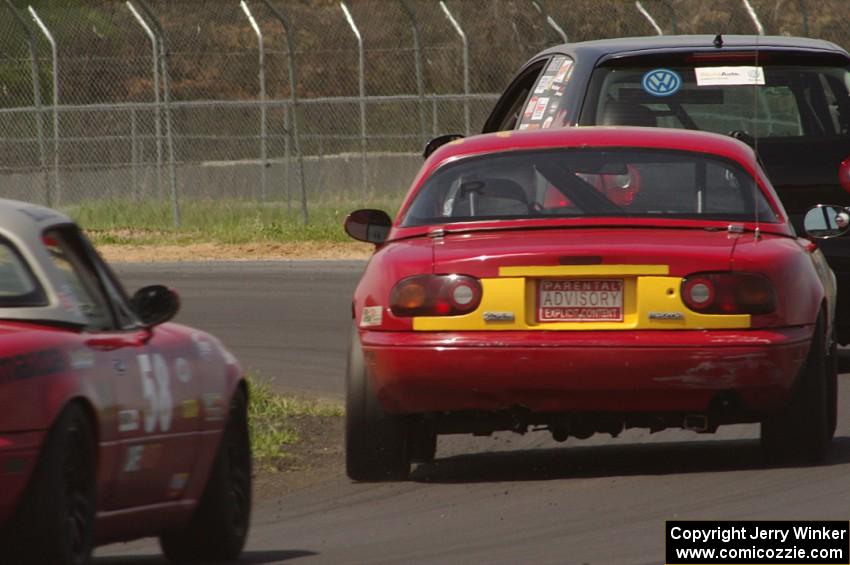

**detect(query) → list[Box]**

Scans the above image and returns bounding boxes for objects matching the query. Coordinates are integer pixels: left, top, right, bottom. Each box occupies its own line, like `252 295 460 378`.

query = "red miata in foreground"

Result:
0 203 250 564
344 127 847 481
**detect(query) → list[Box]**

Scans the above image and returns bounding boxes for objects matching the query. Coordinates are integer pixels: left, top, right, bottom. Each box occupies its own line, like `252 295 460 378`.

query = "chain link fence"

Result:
0 0 847 227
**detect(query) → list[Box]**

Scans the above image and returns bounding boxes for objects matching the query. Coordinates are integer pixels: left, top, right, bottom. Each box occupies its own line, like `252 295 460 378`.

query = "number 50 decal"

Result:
138 353 174 433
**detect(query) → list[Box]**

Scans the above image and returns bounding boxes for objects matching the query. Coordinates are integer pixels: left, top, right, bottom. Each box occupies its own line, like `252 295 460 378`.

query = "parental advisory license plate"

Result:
538 279 624 322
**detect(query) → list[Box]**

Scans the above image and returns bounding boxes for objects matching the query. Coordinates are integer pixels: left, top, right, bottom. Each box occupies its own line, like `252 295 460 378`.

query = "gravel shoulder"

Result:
99 241 373 263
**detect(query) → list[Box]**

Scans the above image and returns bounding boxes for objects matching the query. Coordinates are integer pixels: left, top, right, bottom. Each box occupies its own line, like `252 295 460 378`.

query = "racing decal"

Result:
175 357 192 384
531 97 550 120
553 58 573 84
545 55 566 73
0 348 65 384
360 306 383 327
181 398 199 419
191 332 214 358
203 393 226 421
123 443 163 473
534 74 554 94
137 353 173 433
57 284 83 317
70 349 95 370
695 66 764 86
118 409 141 432
642 68 682 97
112 358 127 375
523 96 538 120
167 472 189 497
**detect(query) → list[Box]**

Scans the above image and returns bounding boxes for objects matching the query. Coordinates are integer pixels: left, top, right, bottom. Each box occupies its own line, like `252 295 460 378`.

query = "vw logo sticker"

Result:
642 68 682 97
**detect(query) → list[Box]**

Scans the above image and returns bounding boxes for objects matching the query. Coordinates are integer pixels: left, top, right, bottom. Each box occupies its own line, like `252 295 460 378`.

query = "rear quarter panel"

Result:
353 238 433 332
731 234 826 329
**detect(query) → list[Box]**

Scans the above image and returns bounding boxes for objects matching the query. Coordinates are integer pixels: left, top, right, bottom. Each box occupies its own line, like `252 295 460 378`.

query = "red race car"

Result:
0 202 250 564
344 126 845 481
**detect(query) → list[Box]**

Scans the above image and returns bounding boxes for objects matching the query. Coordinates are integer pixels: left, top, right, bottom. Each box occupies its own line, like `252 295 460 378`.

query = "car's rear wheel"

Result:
160 387 252 563
827 340 838 441
761 317 831 463
409 425 437 464
3 403 96 565
346 328 411 481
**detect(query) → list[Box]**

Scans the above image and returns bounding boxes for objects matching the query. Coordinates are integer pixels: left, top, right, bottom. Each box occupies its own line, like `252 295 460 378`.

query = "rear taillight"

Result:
681 273 775 315
838 157 850 194
390 275 482 317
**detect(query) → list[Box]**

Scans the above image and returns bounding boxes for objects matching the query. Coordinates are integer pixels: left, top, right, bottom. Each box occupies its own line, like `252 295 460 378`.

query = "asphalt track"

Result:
99 261 850 564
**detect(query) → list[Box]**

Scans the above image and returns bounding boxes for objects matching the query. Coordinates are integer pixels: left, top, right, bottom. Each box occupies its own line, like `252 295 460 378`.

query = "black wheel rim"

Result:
63 423 94 563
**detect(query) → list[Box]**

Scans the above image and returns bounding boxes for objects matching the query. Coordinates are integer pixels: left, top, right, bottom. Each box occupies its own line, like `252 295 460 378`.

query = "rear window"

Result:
0 241 45 307
581 65 850 139
401 148 778 227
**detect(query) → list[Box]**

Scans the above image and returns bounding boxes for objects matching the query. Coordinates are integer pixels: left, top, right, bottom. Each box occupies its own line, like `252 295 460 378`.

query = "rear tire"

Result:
345 328 411 481
827 341 838 441
409 426 437 464
3 403 96 565
160 387 252 563
761 318 831 464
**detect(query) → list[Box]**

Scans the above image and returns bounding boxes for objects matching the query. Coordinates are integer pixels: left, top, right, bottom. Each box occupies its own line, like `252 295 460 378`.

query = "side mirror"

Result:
132 285 180 327
423 133 464 159
344 209 392 244
803 204 850 240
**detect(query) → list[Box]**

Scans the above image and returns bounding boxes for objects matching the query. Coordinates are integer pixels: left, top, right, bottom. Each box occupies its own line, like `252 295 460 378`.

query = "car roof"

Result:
0 199 91 326
426 126 759 170
535 34 849 63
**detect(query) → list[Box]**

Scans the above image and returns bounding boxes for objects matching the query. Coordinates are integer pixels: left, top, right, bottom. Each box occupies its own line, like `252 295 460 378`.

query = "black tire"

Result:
409 423 437 464
345 328 411 481
3 403 97 565
827 341 838 441
761 318 831 464
160 387 252 563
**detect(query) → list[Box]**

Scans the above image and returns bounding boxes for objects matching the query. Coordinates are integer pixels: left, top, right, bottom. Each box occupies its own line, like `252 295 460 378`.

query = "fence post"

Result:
240 0 268 203
130 107 139 199
531 0 567 43
399 0 428 147
741 0 765 35
5 0 50 206
340 1 368 196
797 0 809 36
439 1 469 135
27 6 61 205
635 1 663 36
134 0 180 227
126 1 163 201
261 0 308 224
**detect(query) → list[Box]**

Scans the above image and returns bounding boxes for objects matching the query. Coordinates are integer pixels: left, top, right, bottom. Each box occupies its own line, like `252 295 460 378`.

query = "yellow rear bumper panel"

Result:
412 265 750 331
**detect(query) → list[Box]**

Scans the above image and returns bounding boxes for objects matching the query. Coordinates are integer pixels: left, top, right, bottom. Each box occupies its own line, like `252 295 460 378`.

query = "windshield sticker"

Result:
642 68 682 97
545 55 566 73
695 66 765 86
531 97 550 120
534 75 554 94
523 96 538 121
553 59 574 84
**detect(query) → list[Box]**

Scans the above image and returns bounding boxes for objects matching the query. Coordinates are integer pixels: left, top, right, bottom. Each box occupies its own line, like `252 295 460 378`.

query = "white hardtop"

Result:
0 198 91 326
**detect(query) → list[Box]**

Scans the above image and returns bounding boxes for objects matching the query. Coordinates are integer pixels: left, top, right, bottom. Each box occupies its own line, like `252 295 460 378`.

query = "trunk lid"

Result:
414 226 750 331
